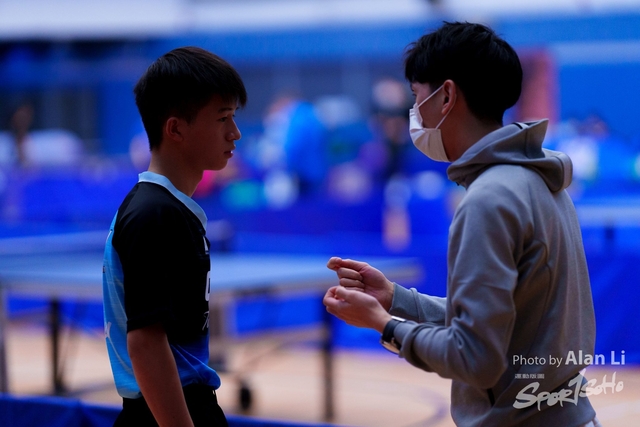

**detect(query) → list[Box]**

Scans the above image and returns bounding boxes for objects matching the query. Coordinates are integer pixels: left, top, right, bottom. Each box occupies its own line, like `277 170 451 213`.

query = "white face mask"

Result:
409 85 454 162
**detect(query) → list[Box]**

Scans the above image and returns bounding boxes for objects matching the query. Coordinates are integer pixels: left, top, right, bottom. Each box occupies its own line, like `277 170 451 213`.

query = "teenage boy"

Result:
324 22 600 427
103 46 246 427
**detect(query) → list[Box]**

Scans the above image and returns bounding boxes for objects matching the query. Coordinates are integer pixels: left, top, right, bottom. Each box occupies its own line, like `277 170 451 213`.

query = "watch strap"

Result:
381 315 406 353
382 318 401 343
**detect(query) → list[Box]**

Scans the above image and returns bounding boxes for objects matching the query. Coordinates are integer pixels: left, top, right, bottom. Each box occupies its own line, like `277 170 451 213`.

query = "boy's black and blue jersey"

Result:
103 171 219 399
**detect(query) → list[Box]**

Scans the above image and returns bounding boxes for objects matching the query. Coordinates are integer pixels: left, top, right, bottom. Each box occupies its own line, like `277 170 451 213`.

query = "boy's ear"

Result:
441 79 457 115
164 117 185 142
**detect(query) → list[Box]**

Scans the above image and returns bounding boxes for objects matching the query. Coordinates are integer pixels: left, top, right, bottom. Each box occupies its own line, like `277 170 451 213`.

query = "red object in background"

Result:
193 170 217 198
515 50 558 125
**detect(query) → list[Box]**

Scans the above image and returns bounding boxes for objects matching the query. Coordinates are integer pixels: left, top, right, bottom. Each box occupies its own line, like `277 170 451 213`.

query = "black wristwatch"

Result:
380 316 406 354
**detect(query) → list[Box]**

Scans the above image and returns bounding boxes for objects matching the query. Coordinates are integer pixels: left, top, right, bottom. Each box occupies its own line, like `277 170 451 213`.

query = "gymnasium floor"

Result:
5 319 640 427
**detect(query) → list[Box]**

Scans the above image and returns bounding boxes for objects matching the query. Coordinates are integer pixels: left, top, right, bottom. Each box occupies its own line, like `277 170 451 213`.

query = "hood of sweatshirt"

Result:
447 120 572 192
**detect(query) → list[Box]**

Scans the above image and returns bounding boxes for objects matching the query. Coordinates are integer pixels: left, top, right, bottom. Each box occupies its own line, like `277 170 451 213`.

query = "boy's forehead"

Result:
207 95 239 112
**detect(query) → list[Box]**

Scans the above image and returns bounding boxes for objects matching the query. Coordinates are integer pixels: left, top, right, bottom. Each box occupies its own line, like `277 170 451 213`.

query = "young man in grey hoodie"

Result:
323 22 600 427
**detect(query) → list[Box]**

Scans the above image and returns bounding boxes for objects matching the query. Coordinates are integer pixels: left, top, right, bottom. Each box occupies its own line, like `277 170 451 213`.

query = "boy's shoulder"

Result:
122 181 181 211
116 182 188 230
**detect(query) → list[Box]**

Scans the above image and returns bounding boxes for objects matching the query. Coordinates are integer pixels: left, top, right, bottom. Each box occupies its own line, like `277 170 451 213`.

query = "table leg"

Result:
208 299 227 372
322 307 334 422
50 298 65 395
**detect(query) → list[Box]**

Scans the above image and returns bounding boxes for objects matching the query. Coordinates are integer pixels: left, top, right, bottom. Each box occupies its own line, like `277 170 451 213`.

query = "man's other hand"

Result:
327 257 395 311
323 286 392 332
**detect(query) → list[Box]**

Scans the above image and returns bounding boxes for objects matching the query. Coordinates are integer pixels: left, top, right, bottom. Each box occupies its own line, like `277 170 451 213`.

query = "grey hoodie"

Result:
390 120 597 427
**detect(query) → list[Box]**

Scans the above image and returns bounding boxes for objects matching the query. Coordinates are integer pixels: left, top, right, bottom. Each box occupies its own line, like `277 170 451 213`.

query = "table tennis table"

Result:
0 230 422 421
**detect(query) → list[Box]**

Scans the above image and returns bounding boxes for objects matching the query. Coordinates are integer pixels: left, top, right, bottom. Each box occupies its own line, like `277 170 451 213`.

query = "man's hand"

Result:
327 257 395 311
323 286 392 333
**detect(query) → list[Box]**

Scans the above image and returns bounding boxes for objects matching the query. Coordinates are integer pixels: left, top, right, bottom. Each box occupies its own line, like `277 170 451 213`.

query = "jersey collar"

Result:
138 171 208 230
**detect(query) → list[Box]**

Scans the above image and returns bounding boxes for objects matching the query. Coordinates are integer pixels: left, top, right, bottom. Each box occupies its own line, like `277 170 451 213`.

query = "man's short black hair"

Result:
134 46 247 149
404 22 522 125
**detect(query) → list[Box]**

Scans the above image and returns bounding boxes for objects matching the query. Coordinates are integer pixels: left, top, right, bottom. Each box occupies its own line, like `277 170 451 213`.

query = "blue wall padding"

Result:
0 394 337 427
587 249 639 364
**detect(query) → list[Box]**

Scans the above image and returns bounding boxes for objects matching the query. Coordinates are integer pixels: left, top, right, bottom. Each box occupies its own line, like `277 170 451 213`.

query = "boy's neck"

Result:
147 153 202 197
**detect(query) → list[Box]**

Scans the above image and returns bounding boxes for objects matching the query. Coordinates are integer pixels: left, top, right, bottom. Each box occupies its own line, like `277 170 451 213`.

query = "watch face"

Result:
380 338 400 354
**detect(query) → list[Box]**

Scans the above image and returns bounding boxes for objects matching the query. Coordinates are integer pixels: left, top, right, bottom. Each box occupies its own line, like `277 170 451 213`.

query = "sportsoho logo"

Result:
512 351 626 411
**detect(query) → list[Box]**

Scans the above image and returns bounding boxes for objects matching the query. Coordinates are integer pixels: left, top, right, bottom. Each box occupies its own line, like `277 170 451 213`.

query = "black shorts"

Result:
113 383 228 427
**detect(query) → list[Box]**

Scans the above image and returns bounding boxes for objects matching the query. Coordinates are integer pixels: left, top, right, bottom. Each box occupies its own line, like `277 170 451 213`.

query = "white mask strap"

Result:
434 90 456 130
417 84 444 108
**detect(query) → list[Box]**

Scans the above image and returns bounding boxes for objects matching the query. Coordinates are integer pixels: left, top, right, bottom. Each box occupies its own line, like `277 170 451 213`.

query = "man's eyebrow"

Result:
218 106 236 113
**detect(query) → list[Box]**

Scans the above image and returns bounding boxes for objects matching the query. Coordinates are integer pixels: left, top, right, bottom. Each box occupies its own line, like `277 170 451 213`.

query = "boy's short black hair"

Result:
134 46 247 149
404 22 522 125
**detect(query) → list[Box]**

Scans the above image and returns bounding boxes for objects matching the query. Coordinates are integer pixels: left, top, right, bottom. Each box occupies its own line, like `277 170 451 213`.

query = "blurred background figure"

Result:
8 102 34 167
0 101 84 169
317 94 372 204
369 78 412 181
546 113 640 198
367 78 414 251
581 113 639 193
0 100 86 222
257 94 326 196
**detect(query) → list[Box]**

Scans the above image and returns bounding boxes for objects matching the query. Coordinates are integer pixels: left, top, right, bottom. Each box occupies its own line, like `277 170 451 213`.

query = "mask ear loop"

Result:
417 84 444 109
435 91 456 130
414 85 443 127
